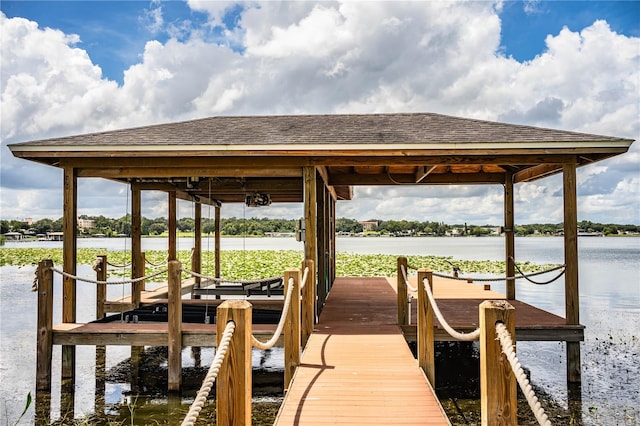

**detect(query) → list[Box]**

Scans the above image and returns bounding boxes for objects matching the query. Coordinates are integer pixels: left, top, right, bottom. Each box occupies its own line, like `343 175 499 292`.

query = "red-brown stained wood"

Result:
274 277 450 425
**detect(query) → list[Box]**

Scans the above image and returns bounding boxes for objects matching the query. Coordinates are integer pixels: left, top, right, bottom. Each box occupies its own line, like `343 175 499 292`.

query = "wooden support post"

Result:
131 185 143 306
480 300 516 425
215 205 221 279
168 191 177 261
140 251 146 291
96 255 107 319
167 260 182 392
563 162 581 383
62 167 77 414
301 259 315 348
284 268 301 391
504 171 516 300
36 259 54 392
192 202 202 297
303 167 318 306
397 257 409 325
94 345 106 419
216 300 252 426
417 269 435 385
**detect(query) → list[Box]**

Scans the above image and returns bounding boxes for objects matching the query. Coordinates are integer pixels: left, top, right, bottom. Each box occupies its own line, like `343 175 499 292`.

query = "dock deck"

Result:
274 277 450 425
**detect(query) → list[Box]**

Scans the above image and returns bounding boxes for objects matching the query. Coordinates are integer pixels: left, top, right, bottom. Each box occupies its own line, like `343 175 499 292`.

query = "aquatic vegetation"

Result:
0 248 557 279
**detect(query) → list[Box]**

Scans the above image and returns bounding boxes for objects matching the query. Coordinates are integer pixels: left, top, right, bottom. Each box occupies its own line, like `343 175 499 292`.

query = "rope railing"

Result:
181 320 236 426
431 264 565 284
106 260 132 269
495 322 552 426
251 277 295 350
422 277 480 341
400 264 418 292
181 268 284 286
50 267 167 285
299 266 310 290
407 258 564 285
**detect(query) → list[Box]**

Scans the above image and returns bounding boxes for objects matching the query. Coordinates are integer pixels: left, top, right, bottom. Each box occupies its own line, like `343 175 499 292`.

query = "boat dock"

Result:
275 276 450 425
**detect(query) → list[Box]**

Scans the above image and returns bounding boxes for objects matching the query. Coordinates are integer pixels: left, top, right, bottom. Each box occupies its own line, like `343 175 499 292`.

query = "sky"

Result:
1 0 639 225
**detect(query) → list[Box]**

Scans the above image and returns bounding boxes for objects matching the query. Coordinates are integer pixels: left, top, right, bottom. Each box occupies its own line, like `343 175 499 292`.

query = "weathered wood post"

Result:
36 259 54 392
284 268 301 391
192 202 202 298
167 260 182 392
417 268 435 385
397 257 409 325
95 345 106 417
301 259 315 348
480 300 516 425
36 259 54 425
216 300 252 426
139 251 146 291
96 254 107 320
563 162 581 383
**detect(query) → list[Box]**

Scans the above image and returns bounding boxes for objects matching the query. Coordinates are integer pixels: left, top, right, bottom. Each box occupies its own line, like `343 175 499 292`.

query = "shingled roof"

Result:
8 112 634 203
9 112 631 149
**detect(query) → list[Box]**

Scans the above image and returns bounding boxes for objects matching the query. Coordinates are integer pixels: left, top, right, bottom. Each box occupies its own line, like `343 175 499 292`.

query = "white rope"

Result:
422 278 480 341
495 323 552 426
50 267 167 285
182 268 283 285
181 320 236 426
251 277 295 350
299 266 310 290
400 264 418 292
432 264 565 283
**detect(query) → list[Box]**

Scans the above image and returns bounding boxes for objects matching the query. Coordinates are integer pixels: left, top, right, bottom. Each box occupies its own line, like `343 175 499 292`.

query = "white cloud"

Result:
1 3 638 224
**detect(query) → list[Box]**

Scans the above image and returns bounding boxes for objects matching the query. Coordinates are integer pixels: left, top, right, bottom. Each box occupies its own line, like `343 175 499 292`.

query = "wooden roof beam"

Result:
514 164 563 183
415 166 438 183
330 172 505 185
76 167 302 178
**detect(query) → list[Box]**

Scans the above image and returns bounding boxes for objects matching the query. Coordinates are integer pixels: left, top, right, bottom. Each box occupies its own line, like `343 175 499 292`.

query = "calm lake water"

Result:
1 236 638 424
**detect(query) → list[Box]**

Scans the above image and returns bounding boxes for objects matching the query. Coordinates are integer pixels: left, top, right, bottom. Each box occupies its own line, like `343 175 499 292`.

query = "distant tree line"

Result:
1 216 638 237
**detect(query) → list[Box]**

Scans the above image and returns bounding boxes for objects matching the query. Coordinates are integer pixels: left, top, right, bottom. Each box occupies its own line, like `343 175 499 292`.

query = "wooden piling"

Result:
504 170 516 300
417 268 435 385
301 259 315 348
397 257 409 325
167 260 182 392
563 161 582 383
131 185 143 306
96 255 107 320
284 268 301 391
216 300 252 426
480 300 516 425
36 259 54 392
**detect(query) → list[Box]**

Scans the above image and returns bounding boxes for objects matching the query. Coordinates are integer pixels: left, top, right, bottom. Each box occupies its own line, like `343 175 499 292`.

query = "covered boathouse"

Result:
8 112 634 423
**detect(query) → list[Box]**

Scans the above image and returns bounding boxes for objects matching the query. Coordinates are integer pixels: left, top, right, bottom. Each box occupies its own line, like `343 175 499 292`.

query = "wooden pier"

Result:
275 277 450 425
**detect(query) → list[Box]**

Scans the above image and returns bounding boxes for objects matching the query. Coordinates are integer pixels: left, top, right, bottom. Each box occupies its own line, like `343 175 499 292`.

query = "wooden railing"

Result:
397 257 519 425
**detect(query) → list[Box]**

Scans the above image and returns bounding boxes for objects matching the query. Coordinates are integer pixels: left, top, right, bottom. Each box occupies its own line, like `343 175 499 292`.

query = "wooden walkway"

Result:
274 277 450 425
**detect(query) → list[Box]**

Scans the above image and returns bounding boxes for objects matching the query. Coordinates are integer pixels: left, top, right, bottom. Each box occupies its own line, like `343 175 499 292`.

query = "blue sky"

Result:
3 1 638 83
1 1 639 224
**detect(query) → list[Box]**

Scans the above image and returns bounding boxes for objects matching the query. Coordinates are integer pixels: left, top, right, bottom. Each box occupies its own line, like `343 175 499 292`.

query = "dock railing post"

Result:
417 268 435 385
397 257 408 325
284 268 301 391
480 300 516 425
96 255 107 319
167 260 182 392
36 259 54 392
216 300 252 426
301 259 315 349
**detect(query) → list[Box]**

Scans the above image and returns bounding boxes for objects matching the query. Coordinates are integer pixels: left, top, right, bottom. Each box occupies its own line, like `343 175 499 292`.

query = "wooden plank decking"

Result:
274 277 450 425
